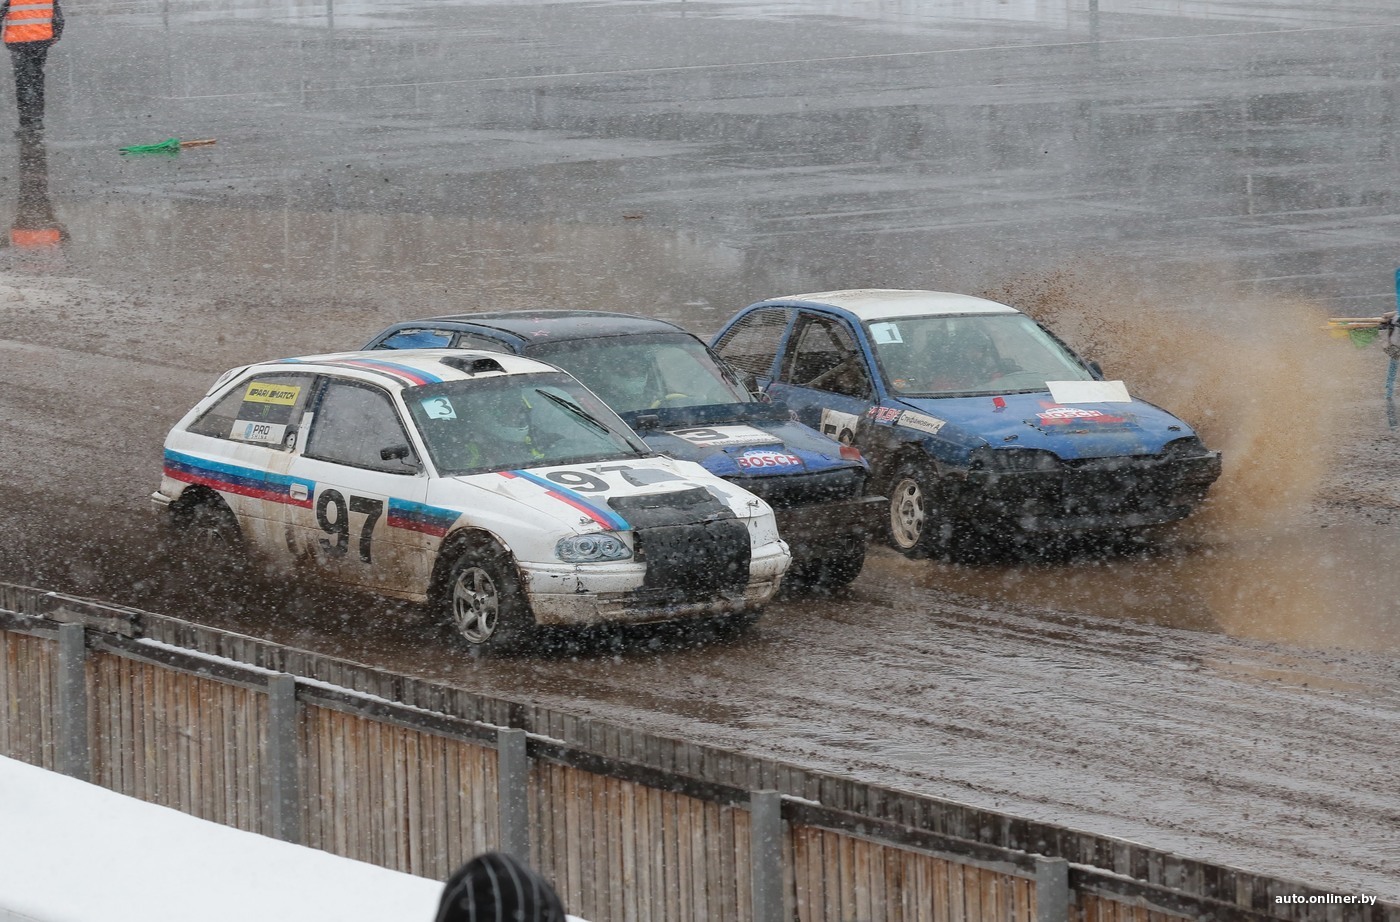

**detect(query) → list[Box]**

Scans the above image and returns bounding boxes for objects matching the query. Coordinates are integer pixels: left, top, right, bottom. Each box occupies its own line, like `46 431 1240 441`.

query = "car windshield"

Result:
525 332 750 413
405 372 650 476
867 313 1093 397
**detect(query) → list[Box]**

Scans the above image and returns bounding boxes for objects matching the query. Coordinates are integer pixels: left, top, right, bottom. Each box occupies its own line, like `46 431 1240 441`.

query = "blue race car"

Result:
364 311 883 588
711 289 1222 557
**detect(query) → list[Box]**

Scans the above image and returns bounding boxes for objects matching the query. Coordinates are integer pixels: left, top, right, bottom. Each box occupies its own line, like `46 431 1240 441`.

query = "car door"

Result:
175 371 318 557
765 311 876 447
284 376 431 595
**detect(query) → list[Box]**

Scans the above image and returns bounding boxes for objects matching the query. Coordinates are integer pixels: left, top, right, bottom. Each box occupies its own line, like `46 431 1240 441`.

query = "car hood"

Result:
441 455 763 534
624 403 865 478
892 391 1199 459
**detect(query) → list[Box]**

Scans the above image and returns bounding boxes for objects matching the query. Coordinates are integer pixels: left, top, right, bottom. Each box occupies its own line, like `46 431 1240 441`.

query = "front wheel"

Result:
438 544 534 654
886 461 947 559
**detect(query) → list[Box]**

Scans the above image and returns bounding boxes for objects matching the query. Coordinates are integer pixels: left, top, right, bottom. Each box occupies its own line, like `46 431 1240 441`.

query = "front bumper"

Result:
952 451 1223 534
519 540 790 626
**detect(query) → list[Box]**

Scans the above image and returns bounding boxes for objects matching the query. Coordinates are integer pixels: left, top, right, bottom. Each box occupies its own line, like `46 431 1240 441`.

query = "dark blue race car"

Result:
711 289 1222 557
365 311 882 588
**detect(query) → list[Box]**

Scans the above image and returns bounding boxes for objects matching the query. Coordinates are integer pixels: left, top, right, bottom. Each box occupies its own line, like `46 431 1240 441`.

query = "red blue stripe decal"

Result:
164 450 315 508
276 357 443 387
500 471 629 530
386 498 460 537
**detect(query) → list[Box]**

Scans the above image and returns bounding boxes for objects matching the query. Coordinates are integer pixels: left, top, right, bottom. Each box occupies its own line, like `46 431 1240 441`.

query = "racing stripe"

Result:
386 498 459 537
164 450 314 508
276 356 444 387
500 470 630 530
332 358 444 387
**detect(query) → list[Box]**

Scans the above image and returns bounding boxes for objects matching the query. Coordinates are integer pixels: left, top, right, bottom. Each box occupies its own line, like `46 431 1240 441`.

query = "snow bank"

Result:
0 756 582 922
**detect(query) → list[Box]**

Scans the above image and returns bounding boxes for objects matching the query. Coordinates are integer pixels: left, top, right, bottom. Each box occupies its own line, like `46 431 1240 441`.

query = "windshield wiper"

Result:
534 388 614 436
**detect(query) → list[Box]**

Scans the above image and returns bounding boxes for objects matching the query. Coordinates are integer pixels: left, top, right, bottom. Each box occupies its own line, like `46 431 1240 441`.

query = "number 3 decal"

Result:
316 489 384 563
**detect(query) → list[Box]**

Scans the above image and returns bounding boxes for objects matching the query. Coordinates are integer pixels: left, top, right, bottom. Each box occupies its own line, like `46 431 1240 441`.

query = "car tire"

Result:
789 535 867 592
168 490 246 566
886 460 947 559
437 542 534 654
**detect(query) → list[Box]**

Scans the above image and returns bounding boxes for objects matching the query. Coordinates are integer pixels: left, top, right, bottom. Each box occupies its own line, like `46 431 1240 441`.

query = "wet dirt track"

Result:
3 0 1400 902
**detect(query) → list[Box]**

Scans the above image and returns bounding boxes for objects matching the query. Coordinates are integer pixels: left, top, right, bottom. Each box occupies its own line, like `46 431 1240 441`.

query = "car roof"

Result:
402 310 691 343
768 289 1021 321
247 349 559 389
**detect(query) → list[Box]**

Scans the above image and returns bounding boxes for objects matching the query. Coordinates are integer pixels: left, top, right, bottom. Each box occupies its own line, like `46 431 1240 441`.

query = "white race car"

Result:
152 349 791 652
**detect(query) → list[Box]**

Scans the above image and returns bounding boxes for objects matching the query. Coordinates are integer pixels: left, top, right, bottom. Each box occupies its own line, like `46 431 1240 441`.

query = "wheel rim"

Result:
889 477 925 549
187 503 238 551
451 566 499 644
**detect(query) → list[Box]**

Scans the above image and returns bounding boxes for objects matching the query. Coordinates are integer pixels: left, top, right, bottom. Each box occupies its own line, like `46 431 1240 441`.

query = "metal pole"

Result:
750 790 783 922
56 622 89 781
1035 856 1070 922
496 728 530 862
265 674 302 844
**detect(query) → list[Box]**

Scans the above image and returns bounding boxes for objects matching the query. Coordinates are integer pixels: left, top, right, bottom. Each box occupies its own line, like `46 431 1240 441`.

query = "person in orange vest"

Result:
4 131 67 265
0 0 62 133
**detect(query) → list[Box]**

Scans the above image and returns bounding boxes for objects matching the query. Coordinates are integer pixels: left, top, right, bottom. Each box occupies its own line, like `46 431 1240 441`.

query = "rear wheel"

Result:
437 542 534 654
886 460 947 559
168 491 245 560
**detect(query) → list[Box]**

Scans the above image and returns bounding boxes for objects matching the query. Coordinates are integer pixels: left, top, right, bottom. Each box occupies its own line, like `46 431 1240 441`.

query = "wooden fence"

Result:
0 582 1392 922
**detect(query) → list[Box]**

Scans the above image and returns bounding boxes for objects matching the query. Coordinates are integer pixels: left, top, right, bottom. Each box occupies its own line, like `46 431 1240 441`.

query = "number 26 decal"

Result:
316 489 384 563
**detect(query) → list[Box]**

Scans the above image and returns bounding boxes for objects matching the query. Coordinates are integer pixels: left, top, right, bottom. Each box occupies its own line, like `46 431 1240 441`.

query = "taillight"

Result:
839 443 864 463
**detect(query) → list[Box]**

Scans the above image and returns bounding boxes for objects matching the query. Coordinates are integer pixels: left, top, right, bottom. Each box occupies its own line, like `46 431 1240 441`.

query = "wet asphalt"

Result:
3 0 1400 902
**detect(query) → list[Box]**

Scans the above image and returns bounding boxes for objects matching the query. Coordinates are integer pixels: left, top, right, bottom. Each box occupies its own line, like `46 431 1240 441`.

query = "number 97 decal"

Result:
317 489 384 563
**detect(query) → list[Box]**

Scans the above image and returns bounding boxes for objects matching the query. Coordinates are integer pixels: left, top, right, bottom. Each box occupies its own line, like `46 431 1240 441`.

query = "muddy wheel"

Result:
168 491 245 563
438 543 534 654
886 460 946 559
788 534 867 592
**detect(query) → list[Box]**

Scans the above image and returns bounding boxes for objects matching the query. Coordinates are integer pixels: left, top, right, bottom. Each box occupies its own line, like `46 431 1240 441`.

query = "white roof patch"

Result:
783 289 1021 320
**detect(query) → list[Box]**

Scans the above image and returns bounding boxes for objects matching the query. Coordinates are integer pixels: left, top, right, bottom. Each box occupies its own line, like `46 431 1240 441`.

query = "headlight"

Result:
556 533 633 563
1162 437 1210 459
969 447 1062 473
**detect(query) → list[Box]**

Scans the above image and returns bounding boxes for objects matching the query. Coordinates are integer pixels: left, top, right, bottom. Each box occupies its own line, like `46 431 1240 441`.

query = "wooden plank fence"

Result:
0 582 1392 922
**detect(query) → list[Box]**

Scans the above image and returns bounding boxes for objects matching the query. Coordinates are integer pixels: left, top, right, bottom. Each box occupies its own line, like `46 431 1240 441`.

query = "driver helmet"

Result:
607 361 655 410
476 388 533 443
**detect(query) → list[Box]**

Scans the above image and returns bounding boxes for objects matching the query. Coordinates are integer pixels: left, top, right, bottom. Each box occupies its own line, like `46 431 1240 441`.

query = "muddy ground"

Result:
2 0 1400 903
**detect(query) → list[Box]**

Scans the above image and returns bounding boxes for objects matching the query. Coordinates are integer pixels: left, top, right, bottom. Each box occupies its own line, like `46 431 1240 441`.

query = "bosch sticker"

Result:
897 411 947 436
737 450 802 470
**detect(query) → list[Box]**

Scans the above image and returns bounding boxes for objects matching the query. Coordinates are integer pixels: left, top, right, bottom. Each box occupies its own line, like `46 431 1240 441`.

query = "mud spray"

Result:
924 264 1400 653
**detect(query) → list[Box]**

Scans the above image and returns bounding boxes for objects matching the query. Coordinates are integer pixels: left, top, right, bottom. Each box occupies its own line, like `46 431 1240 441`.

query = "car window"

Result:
187 373 314 450
405 372 648 476
526 333 747 412
713 309 789 378
375 328 454 349
871 313 1093 396
454 333 512 352
304 380 419 473
782 314 872 400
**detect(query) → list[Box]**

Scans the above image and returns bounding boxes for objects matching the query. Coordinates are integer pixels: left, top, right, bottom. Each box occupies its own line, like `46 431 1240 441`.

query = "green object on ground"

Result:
1349 328 1379 347
119 138 182 154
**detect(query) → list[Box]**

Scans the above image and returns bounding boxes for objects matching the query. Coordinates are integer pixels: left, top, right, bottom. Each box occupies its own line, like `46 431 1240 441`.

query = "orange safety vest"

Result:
10 227 60 247
2 0 54 43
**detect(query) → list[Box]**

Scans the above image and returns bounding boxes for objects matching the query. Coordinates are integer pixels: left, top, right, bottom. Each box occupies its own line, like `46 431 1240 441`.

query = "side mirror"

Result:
380 444 421 472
